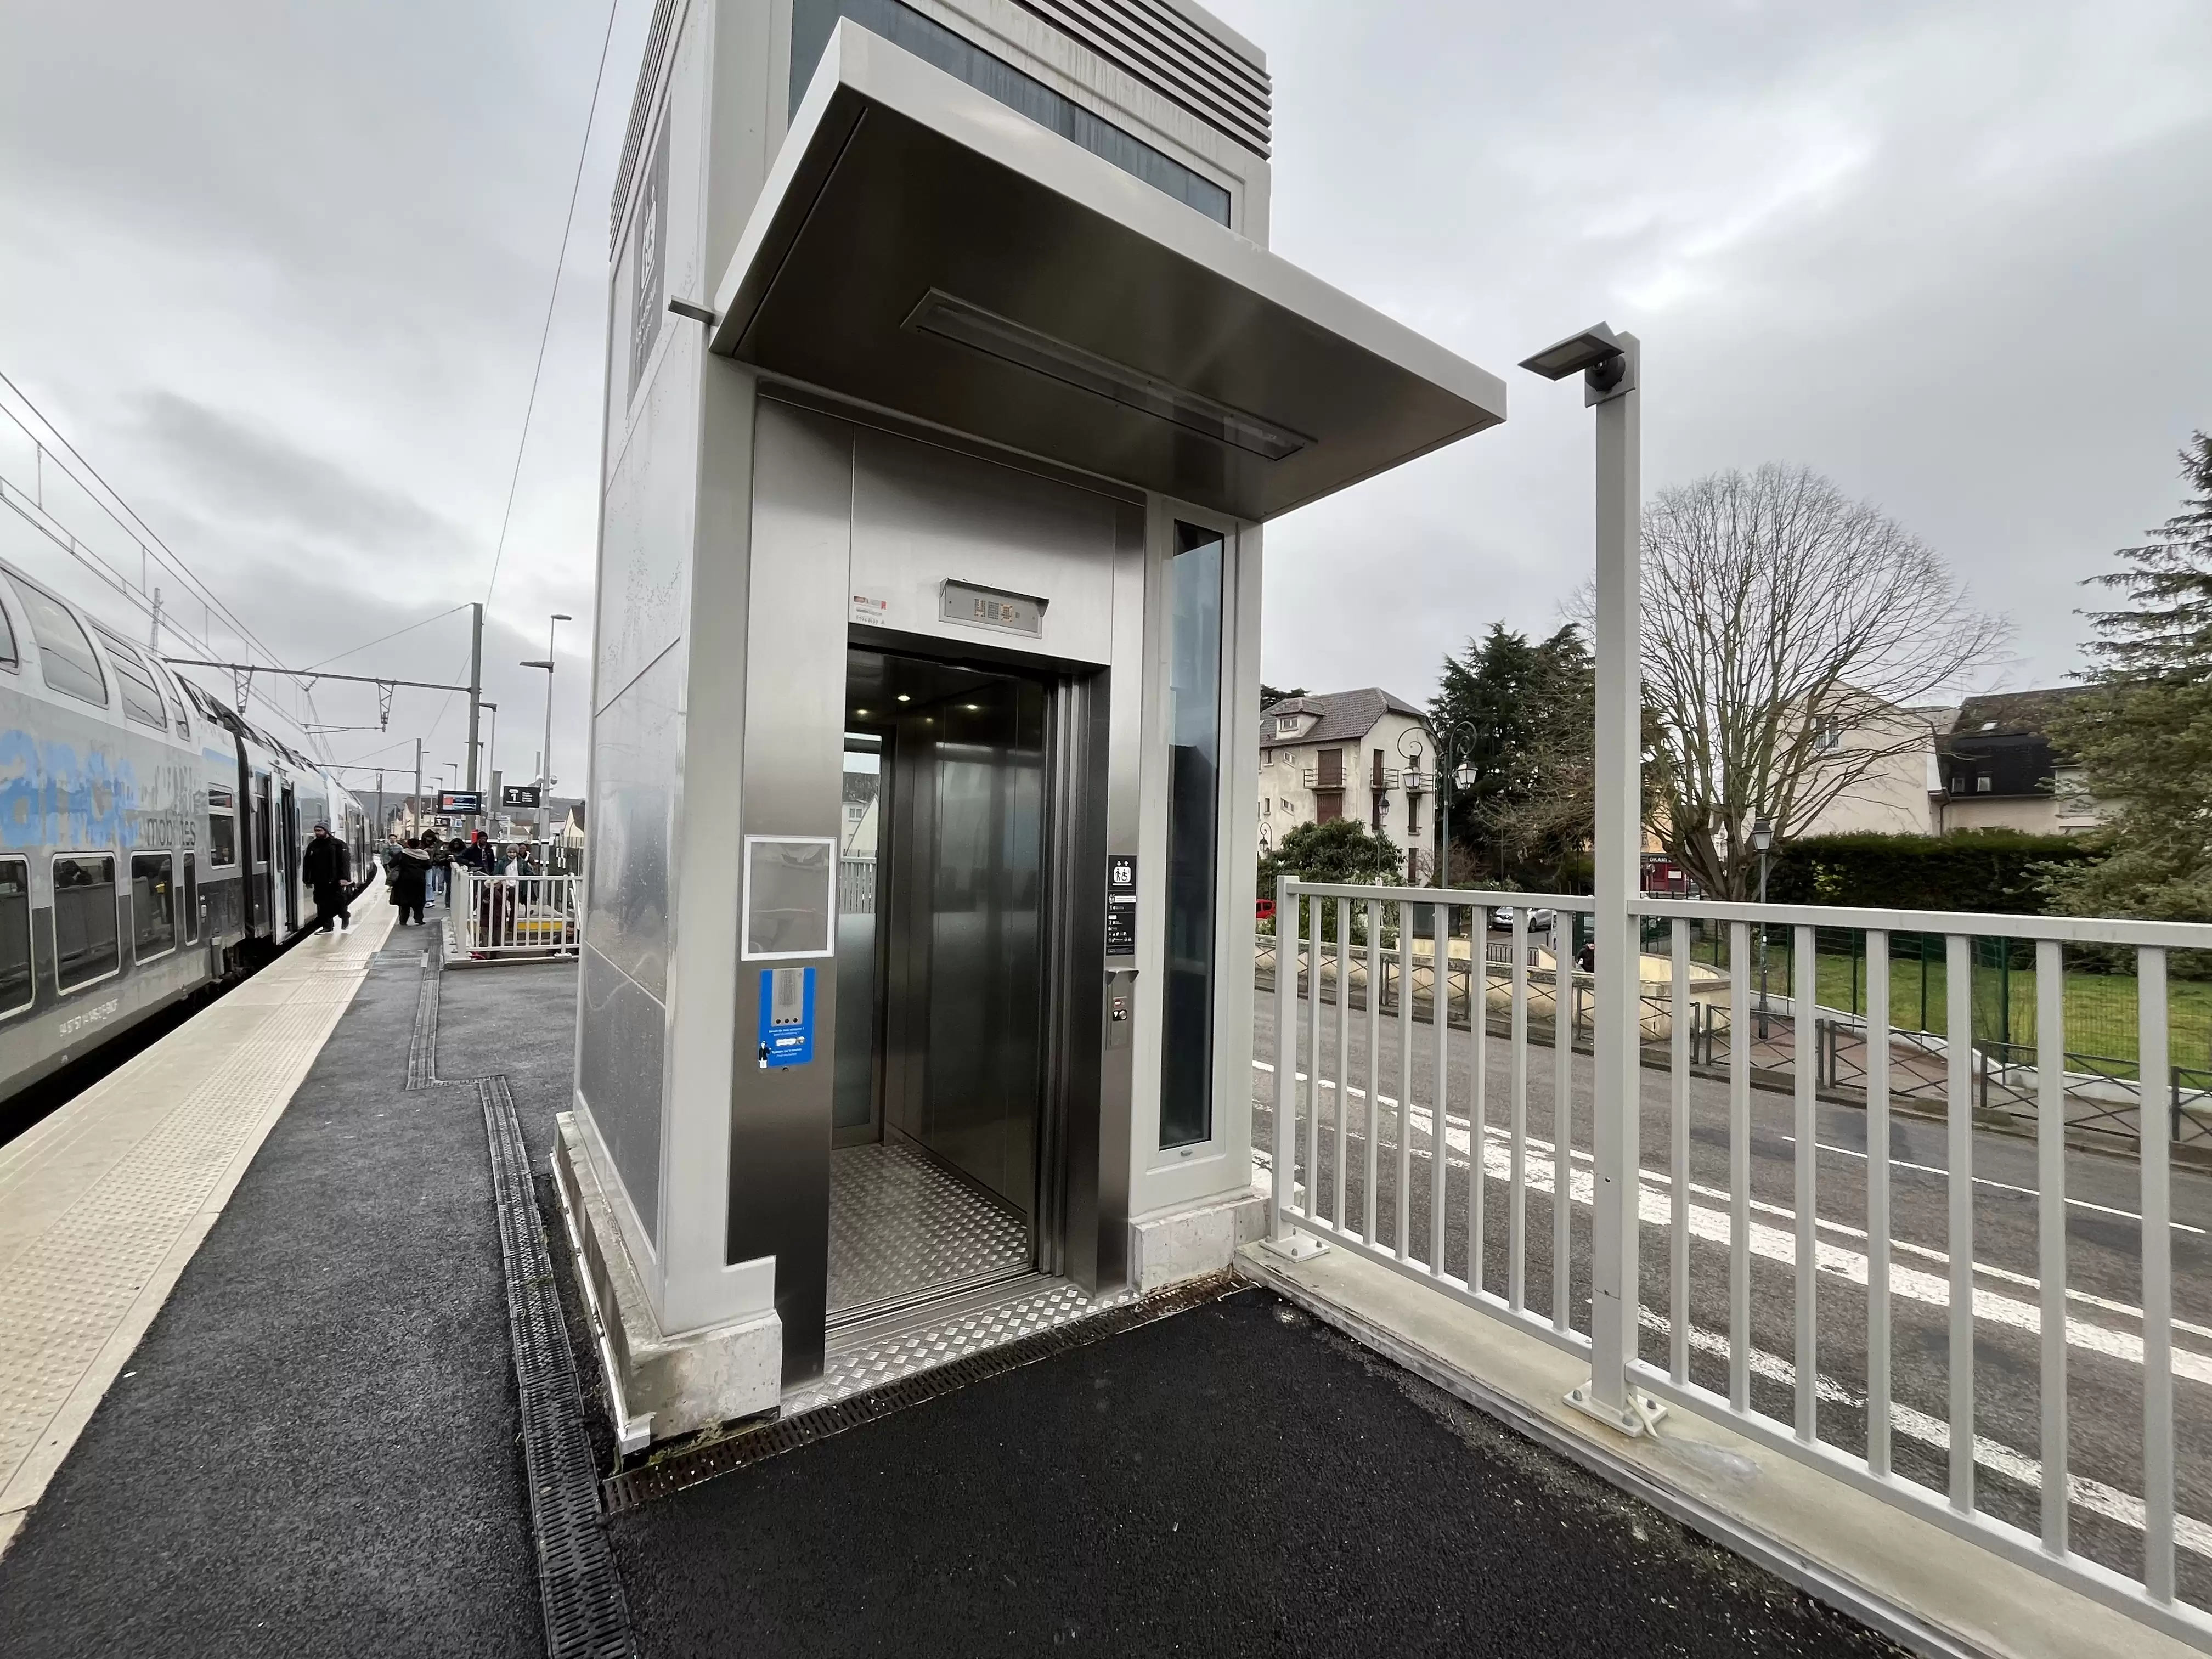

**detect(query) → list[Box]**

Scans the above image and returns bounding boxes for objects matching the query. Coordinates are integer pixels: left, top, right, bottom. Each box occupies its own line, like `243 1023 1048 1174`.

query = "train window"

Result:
0 859 30 1015
184 853 198 944
93 630 169 732
207 786 238 868
6 575 107 707
131 853 176 962
148 659 191 740
0 598 19 672
52 854 119 991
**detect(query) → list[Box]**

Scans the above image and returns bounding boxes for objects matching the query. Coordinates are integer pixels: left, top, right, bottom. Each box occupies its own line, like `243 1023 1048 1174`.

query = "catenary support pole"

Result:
465 602 483 832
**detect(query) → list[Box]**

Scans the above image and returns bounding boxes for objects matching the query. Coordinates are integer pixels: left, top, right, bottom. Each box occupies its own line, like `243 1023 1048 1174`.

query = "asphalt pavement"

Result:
1252 990 2210 1607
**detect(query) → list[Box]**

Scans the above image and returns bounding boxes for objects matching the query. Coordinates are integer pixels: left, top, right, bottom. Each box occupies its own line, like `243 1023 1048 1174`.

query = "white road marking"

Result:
1251 1056 2208 1235
1252 1060 2212 1385
1640 1307 2212 1560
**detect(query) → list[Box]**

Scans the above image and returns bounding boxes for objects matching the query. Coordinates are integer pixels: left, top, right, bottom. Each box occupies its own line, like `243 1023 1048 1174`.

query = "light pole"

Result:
1520 320 1654 1437
523 611 572 848
1431 718 1481 890
479 700 499 782
1395 726 1428 884
1753 816 1774 1037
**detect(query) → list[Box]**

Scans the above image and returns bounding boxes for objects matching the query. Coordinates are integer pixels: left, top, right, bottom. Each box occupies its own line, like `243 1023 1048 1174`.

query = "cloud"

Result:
1205 0 2212 704
133 391 472 563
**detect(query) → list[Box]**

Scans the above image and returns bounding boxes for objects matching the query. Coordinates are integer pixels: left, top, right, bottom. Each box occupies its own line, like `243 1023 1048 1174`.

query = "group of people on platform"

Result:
381 830 553 928
290 822 561 938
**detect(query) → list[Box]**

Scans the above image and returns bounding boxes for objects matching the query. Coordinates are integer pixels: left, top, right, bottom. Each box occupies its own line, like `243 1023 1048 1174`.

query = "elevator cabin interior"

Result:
832 647 1071 1320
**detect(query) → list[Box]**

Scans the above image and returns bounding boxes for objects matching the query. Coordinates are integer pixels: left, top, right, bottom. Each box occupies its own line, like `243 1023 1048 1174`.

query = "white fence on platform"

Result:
454 871 580 958
1267 877 2205 1647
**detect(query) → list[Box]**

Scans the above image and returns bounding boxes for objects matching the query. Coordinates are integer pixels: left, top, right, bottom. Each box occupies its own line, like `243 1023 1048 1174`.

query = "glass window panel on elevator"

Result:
1160 523 1223 1149
787 0 1232 225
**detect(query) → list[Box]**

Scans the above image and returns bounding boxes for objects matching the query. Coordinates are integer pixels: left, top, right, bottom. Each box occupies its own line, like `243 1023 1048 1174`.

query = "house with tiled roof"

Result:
1257 688 1436 879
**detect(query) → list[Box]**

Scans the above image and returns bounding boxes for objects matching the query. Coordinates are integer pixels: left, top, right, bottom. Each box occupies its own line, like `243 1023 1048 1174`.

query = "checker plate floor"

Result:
827 1140 1029 1316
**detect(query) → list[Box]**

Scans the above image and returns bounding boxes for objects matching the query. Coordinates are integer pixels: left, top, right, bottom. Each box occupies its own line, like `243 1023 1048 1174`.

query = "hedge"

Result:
1763 830 2098 914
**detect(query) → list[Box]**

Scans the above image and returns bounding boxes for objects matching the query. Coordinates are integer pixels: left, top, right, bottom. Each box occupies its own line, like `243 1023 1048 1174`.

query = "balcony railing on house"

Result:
1302 766 1345 792
1262 878 2205 1649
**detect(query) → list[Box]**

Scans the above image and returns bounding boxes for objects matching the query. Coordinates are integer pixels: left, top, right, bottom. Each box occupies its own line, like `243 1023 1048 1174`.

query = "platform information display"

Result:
438 789 483 815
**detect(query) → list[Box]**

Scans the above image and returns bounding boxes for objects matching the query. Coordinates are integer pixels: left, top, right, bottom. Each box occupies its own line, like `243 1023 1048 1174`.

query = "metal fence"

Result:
454 871 580 958
840 855 876 915
1268 878 2203 1646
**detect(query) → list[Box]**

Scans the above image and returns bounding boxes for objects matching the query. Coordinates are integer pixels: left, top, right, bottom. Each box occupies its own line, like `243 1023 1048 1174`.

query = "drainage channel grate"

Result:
404 961 440 1090
603 1271 1243 1514
481 1075 637 1658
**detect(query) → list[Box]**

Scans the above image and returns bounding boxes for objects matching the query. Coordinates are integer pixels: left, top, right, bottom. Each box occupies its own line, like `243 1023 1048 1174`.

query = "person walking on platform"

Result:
303 821 352 933
422 830 447 907
385 834 436 927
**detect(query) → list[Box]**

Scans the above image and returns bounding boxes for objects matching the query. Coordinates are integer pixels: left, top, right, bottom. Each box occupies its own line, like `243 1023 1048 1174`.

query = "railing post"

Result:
1263 877 1325 1262
1567 331 1660 1437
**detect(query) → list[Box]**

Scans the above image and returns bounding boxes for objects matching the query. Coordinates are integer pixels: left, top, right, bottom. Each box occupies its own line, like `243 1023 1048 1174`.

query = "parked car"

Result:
1256 898 1276 923
1490 905 1555 932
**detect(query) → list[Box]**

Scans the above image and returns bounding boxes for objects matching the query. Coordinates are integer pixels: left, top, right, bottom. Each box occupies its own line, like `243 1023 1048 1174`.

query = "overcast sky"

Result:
2 0 2208 789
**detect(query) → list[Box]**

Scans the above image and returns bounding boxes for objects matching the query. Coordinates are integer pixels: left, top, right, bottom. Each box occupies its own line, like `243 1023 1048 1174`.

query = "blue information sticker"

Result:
758 966 815 1068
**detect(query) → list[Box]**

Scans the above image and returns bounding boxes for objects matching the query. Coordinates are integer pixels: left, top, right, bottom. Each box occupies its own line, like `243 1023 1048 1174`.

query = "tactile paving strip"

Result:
827 1140 1030 1314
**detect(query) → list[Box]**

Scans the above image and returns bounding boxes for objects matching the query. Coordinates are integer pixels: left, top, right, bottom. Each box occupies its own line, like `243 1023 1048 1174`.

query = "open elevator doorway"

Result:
830 645 1053 1324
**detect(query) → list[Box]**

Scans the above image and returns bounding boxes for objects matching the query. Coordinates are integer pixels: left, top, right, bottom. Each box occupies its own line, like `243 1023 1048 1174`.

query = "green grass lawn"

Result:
1681 934 2212 1075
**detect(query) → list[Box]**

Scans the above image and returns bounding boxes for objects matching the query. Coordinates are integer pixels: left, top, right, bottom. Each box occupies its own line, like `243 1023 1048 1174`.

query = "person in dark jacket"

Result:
385 834 437 927
302 821 352 933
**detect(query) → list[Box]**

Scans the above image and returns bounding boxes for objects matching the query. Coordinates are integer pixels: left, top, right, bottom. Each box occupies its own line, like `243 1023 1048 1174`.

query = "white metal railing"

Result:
1267 877 2208 1646
455 870 580 957
839 855 876 914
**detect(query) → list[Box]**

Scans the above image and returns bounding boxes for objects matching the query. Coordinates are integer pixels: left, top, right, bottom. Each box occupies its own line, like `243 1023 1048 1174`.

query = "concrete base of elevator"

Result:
552 1114 781 1447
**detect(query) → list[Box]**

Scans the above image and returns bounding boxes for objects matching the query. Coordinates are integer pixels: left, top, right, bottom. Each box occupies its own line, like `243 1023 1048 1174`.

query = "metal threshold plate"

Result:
709 21 1507 522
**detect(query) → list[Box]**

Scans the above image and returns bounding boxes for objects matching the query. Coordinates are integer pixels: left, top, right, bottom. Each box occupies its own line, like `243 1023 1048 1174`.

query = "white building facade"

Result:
1257 689 1434 879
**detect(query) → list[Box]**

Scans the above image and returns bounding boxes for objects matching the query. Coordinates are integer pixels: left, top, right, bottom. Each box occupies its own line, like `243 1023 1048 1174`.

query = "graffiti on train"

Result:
0 734 200 850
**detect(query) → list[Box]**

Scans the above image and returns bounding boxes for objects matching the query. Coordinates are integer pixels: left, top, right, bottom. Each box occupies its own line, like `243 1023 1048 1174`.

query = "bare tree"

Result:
1636 465 2006 899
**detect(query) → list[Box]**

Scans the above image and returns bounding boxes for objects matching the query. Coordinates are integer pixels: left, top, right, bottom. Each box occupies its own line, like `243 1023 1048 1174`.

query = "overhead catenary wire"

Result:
0 369 290 680
422 0 620 765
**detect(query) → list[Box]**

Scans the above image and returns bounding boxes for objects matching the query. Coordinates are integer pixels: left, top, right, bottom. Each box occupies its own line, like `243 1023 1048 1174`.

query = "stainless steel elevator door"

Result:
922 676 1045 1214
848 649 1046 1219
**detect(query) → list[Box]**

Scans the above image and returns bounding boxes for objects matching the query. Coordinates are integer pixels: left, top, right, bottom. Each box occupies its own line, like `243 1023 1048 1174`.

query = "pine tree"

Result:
2045 432 2212 921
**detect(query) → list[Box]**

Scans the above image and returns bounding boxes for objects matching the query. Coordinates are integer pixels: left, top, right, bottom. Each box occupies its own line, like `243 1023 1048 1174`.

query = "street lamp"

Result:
1432 718 1482 890
1522 319 1652 1437
524 611 573 848
1395 726 1429 884
1752 816 1774 1037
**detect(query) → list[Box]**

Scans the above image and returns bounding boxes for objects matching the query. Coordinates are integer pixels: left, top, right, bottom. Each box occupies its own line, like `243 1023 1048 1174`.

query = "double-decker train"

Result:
0 555 374 1107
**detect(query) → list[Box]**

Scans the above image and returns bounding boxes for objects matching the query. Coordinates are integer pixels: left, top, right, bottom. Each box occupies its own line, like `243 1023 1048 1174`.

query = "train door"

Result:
279 783 299 931
253 774 273 933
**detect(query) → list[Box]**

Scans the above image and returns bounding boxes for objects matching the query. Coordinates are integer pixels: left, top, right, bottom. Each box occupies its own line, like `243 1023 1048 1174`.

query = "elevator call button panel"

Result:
758 967 816 1069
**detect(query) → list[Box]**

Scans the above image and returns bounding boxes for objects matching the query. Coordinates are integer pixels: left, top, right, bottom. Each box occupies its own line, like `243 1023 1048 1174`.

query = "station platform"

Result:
0 895 1937 1657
